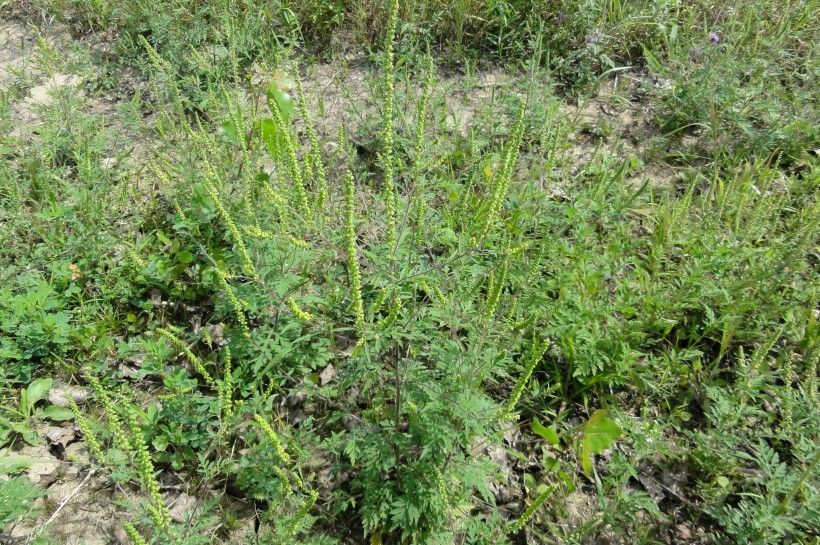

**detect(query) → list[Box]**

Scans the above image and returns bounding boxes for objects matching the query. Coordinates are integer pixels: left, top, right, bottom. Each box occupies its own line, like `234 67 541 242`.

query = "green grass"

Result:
1 1 818 544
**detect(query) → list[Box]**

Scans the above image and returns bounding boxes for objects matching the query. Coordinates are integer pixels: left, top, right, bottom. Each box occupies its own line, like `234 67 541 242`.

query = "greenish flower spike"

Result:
499 335 549 421
253 414 291 463
294 68 329 212
213 267 252 340
83 370 130 455
343 169 366 331
379 297 402 330
156 327 216 388
201 171 258 280
271 100 311 218
123 523 149 545
412 53 434 181
484 258 508 318
288 489 319 538
288 296 313 322
122 403 171 531
219 346 234 421
507 485 556 534
380 0 400 250
68 399 105 465
479 100 526 241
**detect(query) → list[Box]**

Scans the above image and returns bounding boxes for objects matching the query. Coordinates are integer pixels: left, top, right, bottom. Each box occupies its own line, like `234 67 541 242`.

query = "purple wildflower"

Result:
709 32 720 44
556 11 566 25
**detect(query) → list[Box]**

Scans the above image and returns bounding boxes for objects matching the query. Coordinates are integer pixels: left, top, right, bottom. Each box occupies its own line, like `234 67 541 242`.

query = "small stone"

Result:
44 425 76 449
319 364 337 385
48 384 91 407
168 492 198 523
676 523 693 541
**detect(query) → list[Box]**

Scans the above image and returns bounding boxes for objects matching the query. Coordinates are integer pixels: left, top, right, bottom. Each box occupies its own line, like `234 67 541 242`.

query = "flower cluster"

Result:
343 169 365 331
68 399 105 465
294 68 329 211
479 101 526 241
83 370 130 455
380 0 400 250
287 296 313 322
201 168 258 280
499 335 550 420
271 101 311 218
213 267 252 340
253 413 291 463
123 403 171 531
122 523 149 545
156 327 216 388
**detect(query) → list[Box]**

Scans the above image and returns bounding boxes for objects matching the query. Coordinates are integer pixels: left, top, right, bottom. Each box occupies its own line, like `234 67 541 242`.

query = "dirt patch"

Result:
3 442 126 545
560 75 679 188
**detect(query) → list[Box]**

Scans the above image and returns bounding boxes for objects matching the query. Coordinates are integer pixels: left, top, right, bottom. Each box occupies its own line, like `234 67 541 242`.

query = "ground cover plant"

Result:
0 0 818 544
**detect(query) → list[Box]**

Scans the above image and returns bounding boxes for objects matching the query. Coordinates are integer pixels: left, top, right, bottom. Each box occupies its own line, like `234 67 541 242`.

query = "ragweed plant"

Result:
83 370 130 455
294 68 329 211
156 327 216 389
201 173 258 280
287 296 313 322
379 0 400 251
343 169 366 331
68 399 105 465
122 522 149 545
212 266 252 340
218 346 234 420
499 335 550 421
121 401 172 533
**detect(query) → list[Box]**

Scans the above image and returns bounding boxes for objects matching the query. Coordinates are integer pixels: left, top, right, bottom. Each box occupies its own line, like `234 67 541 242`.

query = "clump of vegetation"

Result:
1 0 817 544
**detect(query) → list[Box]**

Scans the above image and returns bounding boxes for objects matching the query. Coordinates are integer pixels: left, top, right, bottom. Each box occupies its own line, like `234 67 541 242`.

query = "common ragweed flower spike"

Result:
434 468 450 506
68 400 105 465
380 0 400 250
122 523 149 545
287 234 309 248
127 246 146 270
253 414 291 463
156 327 216 388
379 297 402 330
343 170 366 331
781 355 794 435
259 176 288 222
369 287 388 319
272 465 293 497
806 353 817 406
484 258 508 318
83 371 130 454
201 171 258 280
219 346 234 420
271 101 311 218
432 284 447 305
123 403 171 531
507 485 556 534
294 68 329 211
213 267 252 340
242 224 274 239
288 490 319 538
479 100 526 241
499 335 549 421
411 194 427 247
412 53 434 180
288 296 313 322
